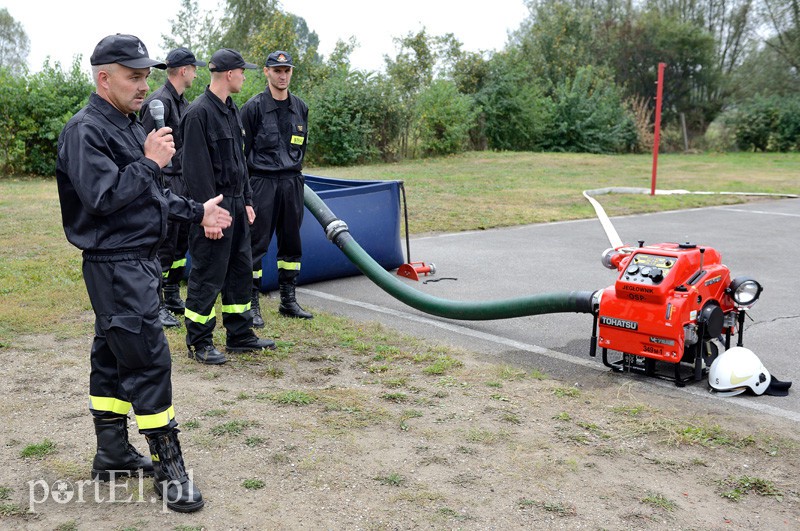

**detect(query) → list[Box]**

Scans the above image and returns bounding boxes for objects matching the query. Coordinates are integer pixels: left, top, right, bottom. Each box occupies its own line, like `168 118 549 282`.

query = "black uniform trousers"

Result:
158 175 190 286
250 175 304 287
185 195 253 347
83 251 176 434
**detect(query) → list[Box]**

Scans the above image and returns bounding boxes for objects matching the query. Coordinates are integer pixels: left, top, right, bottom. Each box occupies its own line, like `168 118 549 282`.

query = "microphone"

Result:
148 99 172 168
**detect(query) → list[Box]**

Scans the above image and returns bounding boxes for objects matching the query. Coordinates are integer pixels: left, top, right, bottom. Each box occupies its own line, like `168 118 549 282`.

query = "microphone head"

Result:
148 99 165 120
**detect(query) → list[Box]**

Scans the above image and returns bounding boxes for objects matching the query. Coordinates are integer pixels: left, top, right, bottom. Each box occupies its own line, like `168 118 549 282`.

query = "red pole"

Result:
651 62 666 196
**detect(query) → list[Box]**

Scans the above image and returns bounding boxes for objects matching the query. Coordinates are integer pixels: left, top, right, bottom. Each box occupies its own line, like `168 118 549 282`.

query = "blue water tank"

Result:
186 175 405 290
257 174 405 291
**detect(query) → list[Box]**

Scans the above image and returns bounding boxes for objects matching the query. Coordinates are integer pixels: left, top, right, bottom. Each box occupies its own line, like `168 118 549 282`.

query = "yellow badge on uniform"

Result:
291 135 304 145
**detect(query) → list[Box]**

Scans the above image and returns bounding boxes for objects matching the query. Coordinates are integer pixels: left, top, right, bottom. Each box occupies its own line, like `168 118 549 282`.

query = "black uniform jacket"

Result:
141 79 187 179
56 93 204 254
181 86 253 204
241 90 308 178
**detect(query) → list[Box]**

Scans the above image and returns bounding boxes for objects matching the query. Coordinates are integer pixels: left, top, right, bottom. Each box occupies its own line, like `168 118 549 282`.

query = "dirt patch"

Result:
1 319 799 530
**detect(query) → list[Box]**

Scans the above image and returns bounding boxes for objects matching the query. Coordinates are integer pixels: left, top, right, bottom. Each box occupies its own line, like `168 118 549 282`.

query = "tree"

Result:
760 0 800 71
510 1 598 92
0 8 30 75
161 0 222 60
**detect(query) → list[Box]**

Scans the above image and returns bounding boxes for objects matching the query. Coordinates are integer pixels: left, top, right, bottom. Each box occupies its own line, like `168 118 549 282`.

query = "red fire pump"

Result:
589 241 763 386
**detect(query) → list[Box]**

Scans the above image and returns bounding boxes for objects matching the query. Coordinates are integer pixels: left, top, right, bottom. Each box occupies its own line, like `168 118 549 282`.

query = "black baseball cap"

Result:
90 34 166 69
208 48 258 72
266 50 294 68
166 47 207 68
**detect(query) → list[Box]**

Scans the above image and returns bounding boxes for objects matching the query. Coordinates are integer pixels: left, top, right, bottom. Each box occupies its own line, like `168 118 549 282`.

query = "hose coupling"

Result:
324 219 349 241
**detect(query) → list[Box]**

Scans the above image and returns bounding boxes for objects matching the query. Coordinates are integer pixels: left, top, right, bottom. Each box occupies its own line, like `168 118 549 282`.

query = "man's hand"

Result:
144 127 176 168
246 205 256 225
204 226 223 239
201 195 232 239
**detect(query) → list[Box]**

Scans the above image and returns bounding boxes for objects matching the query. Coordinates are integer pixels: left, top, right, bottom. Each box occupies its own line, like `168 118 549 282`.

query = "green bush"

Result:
727 95 800 152
546 66 637 154
477 60 555 151
414 80 477 157
0 59 92 177
305 71 401 166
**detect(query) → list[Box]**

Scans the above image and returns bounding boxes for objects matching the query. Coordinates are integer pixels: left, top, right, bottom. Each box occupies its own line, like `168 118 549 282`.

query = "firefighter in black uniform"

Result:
56 34 233 513
242 50 313 325
182 48 275 364
141 47 206 328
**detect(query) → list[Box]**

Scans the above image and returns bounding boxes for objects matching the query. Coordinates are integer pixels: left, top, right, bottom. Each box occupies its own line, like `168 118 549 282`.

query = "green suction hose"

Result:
304 185 596 321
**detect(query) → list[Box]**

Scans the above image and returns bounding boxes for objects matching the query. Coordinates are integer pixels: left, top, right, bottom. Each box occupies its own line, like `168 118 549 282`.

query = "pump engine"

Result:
589 241 763 386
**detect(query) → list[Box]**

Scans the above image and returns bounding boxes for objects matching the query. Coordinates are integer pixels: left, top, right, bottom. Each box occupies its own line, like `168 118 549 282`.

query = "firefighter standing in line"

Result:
141 47 206 328
242 50 313 325
181 48 275 365
56 34 232 513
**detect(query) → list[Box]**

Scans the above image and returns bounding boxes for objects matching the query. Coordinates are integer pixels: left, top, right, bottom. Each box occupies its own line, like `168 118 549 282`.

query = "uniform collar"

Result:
262 89 292 112
89 93 139 129
205 85 234 114
164 79 185 103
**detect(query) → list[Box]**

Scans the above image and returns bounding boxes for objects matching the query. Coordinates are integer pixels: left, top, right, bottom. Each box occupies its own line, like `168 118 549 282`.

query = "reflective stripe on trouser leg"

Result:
252 269 262 292
136 405 175 430
89 396 132 416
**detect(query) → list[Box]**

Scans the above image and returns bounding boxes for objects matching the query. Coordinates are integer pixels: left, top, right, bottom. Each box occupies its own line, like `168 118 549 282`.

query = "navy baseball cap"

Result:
266 50 294 68
166 47 207 68
90 34 166 69
208 48 258 72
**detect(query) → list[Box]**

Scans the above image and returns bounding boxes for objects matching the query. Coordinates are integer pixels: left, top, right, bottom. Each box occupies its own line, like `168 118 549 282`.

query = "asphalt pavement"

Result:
296 197 800 423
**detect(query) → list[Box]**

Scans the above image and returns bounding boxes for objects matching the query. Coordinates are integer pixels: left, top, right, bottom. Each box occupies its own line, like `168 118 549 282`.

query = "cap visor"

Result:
243 62 259 69
194 60 208 67
119 58 167 69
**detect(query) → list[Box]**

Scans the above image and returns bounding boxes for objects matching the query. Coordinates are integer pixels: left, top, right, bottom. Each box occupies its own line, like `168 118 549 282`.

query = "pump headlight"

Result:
727 276 763 308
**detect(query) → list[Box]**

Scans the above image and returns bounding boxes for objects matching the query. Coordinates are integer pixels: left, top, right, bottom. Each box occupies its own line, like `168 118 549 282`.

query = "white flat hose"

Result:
583 187 799 249
582 190 623 249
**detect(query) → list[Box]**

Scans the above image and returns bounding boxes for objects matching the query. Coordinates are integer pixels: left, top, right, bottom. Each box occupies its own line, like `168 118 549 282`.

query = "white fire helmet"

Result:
708 346 771 397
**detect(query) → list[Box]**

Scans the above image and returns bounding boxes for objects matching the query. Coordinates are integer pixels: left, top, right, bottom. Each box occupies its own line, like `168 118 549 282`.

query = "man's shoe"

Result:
159 303 181 328
146 429 204 513
226 332 276 352
188 344 228 365
91 417 154 481
279 283 313 319
163 284 185 315
251 288 265 329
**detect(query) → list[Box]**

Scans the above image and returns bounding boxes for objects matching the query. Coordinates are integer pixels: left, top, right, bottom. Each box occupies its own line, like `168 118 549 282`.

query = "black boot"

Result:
226 331 276 352
159 302 180 328
91 417 154 481
163 284 185 315
279 282 313 319
251 287 265 329
146 429 204 513
188 344 228 365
